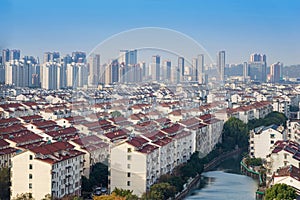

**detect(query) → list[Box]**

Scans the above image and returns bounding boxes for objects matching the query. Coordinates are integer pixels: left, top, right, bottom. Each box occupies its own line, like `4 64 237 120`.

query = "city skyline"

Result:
1 0 300 65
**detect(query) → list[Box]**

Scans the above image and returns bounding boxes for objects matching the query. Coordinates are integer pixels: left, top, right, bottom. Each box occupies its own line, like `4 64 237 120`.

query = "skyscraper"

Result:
270 62 282 83
72 51 86 63
5 59 35 87
111 59 119 83
10 49 21 60
44 52 60 63
243 62 248 82
119 50 138 83
248 53 267 83
2 49 10 65
163 60 171 81
178 57 184 83
197 54 204 84
42 62 60 90
88 54 101 86
217 51 225 82
151 55 160 81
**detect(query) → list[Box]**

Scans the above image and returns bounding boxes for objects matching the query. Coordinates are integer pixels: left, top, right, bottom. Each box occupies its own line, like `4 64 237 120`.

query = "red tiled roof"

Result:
0 118 20 127
104 129 129 141
274 165 300 181
153 137 173 147
19 115 43 122
6 131 43 145
161 124 184 135
127 136 148 148
32 120 57 128
0 146 17 155
143 131 166 141
0 124 27 135
138 144 158 154
71 135 103 146
46 127 78 138
0 139 10 148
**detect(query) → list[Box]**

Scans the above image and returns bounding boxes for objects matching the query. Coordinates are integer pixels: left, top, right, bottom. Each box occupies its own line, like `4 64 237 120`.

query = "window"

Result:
270 140 274 144
29 164 32 169
127 148 132 153
29 183 32 189
270 134 275 139
29 155 33 160
127 164 131 169
127 172 131 177
29 174 33 179
127 155 131 161
127 181 130 186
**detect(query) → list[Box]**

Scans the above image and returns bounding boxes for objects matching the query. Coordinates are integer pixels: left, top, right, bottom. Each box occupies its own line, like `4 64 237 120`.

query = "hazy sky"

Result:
1 0 300 65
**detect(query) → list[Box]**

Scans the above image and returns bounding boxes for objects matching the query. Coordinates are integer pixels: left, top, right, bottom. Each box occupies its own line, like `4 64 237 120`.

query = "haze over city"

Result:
1 0 300 65
1 1 300 200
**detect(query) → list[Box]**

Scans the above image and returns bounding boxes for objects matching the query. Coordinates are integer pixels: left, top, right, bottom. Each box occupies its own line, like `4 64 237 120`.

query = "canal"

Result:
185 154 258 200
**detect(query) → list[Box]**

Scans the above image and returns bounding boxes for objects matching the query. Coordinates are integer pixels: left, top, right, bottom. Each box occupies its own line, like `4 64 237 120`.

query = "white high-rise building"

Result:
42 62 60 90
197 54 204 84
151 55 160 81
270 62 282 83
5 59 35 87
88 54 100 86
217 51 225 82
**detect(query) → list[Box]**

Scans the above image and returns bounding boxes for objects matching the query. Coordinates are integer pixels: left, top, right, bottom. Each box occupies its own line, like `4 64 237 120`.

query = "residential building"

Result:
217 51 225 82
249 124 285 159
11 142 84 200
110 137 159 197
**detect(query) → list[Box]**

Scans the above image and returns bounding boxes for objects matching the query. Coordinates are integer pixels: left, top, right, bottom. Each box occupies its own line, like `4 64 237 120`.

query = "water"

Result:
185 154 258 200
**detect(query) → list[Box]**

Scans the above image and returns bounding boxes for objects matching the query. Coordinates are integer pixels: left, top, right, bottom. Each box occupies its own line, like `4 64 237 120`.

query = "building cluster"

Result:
248 102 300 193
0 82 227 198
1 47 300 198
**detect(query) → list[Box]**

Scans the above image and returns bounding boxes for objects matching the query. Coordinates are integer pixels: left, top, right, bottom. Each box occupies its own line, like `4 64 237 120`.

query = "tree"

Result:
82 162 108 193
42 194 51 200
158 174 185 193
112 188 138 200
265 183 296 200
93 193 125 200
142 183 176 200
245 157 263 167
247 112 287 130
12 193 34 200
110 111 122 118
222 117 248 151
0 167 10 200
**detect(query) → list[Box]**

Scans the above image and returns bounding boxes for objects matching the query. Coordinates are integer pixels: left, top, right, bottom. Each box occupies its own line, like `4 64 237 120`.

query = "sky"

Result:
0 0 300 65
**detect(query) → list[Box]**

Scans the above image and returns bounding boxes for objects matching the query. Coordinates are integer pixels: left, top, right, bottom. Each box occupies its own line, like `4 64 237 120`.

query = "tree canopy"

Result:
265 183 296 200
111 188 138 200
221 117 248 151
248 111 287 130
142 182 176 200
82 162 108 192
0 167 10 200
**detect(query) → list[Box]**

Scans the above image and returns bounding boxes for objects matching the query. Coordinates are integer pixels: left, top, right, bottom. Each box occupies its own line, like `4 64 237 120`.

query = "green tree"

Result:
222 117 248 151
142 183 176 200
110 111 122 118
82 162 108 193
112 188 138 200
248 112 287 130
12 193 34 200
0 167 10 200
245 157 263 167
41 194 51 200
158 174 185 193
265 183 296 200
